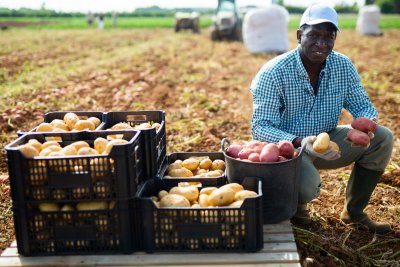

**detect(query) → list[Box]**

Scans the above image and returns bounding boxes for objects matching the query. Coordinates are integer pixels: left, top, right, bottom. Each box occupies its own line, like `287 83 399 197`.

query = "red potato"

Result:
259 143 280 162
248 152 260 162
347 129 370 146
238 148 255 160
245 140 265 154
278 156 288 162
351 117 377 133
226 144 243 158
277 140 294 159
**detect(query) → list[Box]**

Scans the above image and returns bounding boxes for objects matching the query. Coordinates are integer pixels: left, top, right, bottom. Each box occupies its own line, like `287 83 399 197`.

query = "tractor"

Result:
174 12 200 33
210 0 242 41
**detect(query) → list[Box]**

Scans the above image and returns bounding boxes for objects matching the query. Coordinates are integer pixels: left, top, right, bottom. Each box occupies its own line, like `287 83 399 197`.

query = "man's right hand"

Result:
301 136 341 160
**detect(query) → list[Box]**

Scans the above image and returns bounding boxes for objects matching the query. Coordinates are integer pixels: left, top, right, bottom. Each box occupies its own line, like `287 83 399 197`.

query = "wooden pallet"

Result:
0 220 300 267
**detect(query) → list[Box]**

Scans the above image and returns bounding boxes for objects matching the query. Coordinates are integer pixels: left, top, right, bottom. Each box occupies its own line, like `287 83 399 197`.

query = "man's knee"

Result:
298 182 321 204
358 125 394 171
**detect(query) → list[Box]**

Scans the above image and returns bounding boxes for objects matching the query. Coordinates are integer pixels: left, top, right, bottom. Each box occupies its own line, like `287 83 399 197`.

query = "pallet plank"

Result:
0 221 300 267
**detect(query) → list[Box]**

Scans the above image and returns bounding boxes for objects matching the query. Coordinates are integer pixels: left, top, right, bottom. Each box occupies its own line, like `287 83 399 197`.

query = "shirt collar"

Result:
295 47 331 79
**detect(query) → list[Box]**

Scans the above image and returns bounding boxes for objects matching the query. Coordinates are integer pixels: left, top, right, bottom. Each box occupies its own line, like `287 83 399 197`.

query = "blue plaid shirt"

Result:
250 47 377 143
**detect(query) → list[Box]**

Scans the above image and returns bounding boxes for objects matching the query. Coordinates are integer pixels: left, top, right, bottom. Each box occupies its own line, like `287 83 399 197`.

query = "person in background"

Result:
98 13 104 30
249 4 393 233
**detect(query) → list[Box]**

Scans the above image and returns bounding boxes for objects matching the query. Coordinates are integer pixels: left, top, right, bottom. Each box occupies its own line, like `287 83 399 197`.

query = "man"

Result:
250 4 393 233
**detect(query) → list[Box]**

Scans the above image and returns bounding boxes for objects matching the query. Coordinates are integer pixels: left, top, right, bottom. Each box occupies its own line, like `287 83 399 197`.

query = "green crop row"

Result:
1 14 400 30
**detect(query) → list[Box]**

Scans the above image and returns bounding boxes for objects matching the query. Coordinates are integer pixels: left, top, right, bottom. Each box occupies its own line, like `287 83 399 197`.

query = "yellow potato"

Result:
210 159 226 171
51 121 69 131
76 201 108 211
313 132 330 153
199 158 212 170
50 119 64 126
69 141 89 151
104 139 128 154
219 183 244 194
159 194 190 207
133 122 152 130
199 187 217 195
181 158 200 171
73 119 96 131
329 141 340 152
60 204 74 212
198 194 210 207
39 203 59 212
166 162 182 174
234 190 258 201
36 122 54 132
152 122 161 131
208 188 235 206
110 122 133 130
158 190 169 199
27 139 42 152
194 168 207 176
87 117 101 128
41 141 61 150
39 146 62 156
60 145 78 156
63 112 80 130
94 137 108 154
168 167 193 178
77 147 99 155
204 170 222 177
169 186 199 202
19 144 39 158
228 200 244 208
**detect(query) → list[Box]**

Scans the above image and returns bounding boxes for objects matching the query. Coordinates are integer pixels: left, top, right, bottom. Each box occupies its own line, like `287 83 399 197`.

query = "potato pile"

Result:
226 140 298 163
164 157 225 178
18 137 128 158
35 112 101 133
151 183 258 208
38 201 114 212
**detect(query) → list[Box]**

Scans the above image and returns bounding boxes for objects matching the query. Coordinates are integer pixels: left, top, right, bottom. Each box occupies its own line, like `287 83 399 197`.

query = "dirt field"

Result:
0 28 399 266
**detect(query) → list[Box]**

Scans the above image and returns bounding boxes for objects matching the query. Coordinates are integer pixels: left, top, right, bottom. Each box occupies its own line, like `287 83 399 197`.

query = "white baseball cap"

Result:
299 4 340 31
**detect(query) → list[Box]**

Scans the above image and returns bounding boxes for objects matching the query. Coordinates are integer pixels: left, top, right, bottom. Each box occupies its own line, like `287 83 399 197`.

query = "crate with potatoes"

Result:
135 177 263 252
5 130 144 256
100 110 166 178
158 152 227 187
17 111 104 136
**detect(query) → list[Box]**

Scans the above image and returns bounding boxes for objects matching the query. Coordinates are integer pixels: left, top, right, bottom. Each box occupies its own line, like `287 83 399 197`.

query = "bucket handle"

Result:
221 138 231 153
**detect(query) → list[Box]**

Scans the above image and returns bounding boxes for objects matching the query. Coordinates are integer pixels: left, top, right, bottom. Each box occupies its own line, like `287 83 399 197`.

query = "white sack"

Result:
243 5 289 54
356 5 381 35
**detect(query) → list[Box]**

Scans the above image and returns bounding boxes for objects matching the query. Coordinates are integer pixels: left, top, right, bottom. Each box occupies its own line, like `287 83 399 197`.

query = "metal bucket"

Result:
221 138 303 224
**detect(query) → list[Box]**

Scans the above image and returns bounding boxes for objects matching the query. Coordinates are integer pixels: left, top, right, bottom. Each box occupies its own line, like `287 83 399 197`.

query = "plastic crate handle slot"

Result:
126 114 148 123
54 225 96 240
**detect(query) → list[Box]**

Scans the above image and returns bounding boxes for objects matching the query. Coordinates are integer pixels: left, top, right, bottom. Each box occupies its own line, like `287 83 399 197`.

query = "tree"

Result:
375 0 400 13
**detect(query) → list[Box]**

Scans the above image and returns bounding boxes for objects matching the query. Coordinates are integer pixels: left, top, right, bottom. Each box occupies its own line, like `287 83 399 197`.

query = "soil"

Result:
0 28 399 266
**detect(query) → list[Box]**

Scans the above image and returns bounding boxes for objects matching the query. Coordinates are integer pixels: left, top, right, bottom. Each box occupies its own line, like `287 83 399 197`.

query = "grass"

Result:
1 14 400 30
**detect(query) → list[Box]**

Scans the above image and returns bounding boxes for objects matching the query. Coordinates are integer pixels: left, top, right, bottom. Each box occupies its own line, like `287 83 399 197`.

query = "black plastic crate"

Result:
101 110 166 179
136 177 263 253
12 199 136 256
18 111 104 136
158 152 226 187
5 130 144 255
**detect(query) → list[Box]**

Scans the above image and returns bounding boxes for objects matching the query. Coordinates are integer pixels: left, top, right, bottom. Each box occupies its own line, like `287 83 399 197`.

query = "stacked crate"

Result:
6 109 264 256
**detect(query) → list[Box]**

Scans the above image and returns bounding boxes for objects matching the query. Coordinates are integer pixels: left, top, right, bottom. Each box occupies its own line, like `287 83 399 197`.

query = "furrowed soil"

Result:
0 28 399 266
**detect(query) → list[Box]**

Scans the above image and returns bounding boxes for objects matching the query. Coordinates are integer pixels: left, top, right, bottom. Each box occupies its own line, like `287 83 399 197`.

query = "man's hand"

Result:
301 136 341 160
345 117 377 149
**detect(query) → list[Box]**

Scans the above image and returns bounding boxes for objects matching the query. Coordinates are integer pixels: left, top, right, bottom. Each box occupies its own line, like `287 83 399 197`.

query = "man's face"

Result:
297 23 337 65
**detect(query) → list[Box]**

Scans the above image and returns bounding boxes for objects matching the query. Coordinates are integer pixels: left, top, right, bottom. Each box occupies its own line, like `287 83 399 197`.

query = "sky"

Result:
1 0 364 13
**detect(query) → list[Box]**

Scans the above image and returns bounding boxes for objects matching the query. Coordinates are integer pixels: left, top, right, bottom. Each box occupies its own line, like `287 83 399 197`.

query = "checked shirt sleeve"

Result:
344 62 378 121
250 70 297 143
